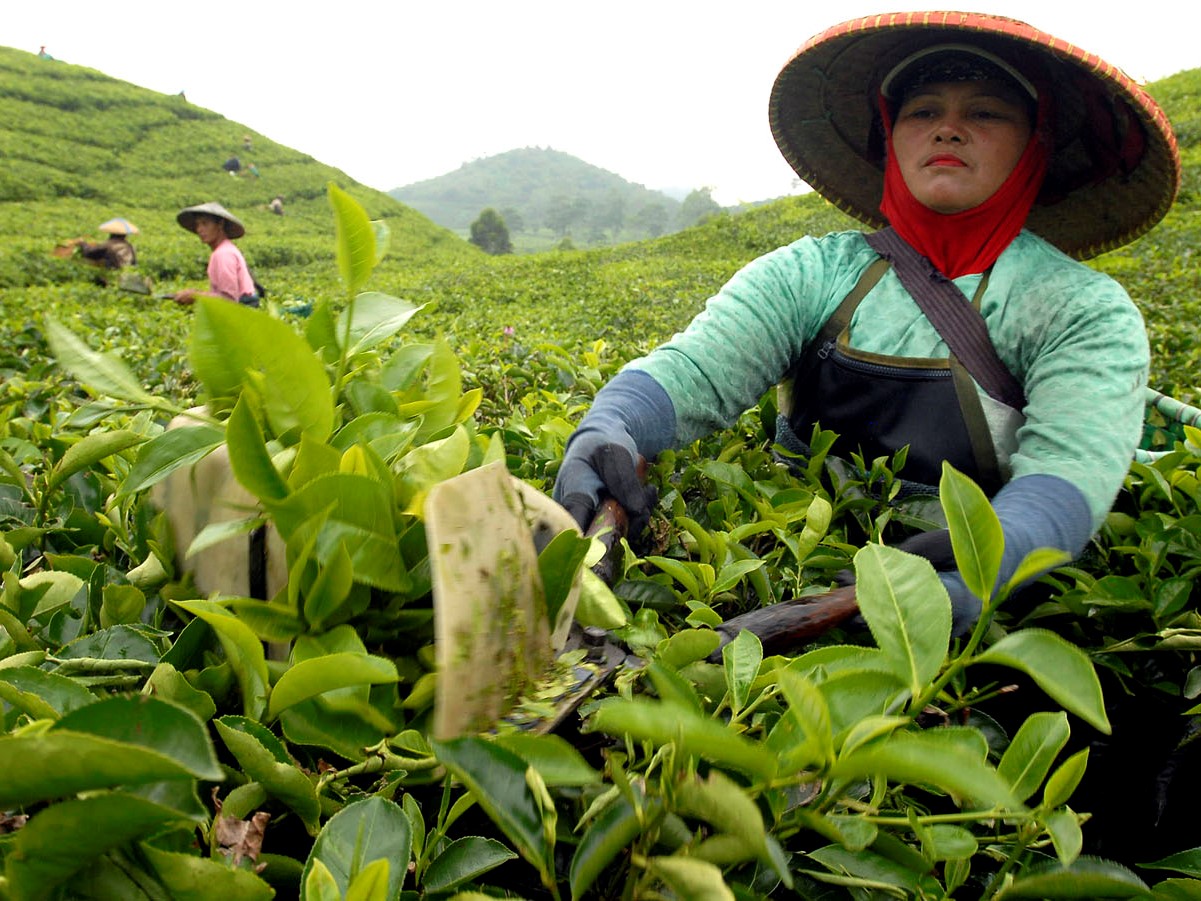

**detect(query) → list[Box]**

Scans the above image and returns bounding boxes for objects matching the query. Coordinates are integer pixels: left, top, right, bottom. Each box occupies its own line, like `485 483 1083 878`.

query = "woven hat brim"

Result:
98 217 139 235
177 202 246 239
769 11 1181 259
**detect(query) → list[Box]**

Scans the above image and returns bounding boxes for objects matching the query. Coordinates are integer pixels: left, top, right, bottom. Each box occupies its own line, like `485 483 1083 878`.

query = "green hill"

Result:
390 146 725 250
0 44 475 293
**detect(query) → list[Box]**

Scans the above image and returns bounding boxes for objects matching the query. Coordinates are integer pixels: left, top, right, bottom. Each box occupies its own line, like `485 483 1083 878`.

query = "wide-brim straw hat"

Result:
98 217 139 236
769 11 1181 259
176 202 245 239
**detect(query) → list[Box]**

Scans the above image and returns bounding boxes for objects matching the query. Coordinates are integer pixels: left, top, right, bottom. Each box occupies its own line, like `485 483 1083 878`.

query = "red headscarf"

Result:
878 90 1051 279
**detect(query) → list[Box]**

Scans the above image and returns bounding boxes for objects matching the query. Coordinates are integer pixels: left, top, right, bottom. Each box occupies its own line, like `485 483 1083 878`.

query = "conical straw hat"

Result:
769 11 1181 259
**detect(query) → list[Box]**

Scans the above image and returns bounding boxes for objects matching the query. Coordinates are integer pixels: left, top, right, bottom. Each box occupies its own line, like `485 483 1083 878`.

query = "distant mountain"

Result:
390 147 723 248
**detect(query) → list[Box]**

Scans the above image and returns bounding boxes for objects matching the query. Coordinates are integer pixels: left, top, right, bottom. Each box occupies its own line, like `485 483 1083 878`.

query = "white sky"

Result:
5 2 1199 205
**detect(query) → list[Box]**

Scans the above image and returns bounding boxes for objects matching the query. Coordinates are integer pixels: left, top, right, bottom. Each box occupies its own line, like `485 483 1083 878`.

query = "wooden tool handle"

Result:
708 585 860 661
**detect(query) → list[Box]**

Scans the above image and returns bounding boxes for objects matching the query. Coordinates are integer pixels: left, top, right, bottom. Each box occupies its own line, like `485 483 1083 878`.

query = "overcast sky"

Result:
6 2 1198 205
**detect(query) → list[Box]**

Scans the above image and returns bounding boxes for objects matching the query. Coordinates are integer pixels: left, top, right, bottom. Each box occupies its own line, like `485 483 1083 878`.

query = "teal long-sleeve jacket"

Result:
627 228 1149 533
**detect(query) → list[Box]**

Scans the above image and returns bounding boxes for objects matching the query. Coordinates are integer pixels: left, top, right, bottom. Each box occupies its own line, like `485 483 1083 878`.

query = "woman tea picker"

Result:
553 11 1181 636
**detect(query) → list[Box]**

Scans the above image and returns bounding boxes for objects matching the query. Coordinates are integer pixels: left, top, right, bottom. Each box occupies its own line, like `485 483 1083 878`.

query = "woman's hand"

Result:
555 433 654 535
173 289 197 305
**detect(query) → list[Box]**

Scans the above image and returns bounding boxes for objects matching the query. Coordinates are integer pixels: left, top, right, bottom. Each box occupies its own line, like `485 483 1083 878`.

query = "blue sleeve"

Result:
565 369 676 459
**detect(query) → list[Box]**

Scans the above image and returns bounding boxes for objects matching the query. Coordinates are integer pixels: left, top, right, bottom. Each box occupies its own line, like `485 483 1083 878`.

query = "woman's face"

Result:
194 215 227 247
890 79 1033 214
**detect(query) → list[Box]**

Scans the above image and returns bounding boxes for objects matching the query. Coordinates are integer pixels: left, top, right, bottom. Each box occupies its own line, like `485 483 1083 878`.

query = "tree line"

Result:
470 188 724 254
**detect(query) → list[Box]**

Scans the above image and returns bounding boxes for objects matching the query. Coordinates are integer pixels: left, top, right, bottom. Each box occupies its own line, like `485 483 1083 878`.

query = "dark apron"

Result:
777 258 1007 495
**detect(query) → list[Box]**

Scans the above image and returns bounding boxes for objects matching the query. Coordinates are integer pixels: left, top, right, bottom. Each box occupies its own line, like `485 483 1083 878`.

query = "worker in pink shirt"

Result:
172 202 261 307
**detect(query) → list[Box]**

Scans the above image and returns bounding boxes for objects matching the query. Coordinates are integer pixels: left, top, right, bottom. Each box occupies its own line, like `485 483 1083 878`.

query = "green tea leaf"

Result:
538 528 591 634
493 732 601 786
329 182 380 295
216 718 322 835
411 338 465 443
923 824 978 862
712 558 765 595
1045 808 1083 866
806 844 927 893
644 856 735 901
576 567 630 630
1043 747 1090 810
3 794 192 899
674 769 787 882
185 516 264 559
304 859 341 901
814 668 906 738
301 796 411 901
191 297 334 443
998 711 1071 802
344 859 391 901
974 629 1110 734
379 342 434 392
432 737 554 880
422 836 517 894
119 423 225 497
280 698 392 762
656 628 721 671
139 844 275 900
1004 547 1073 594
1141 848 1201 878
995 855 1149 897
44 317 160 406
940 462 1004 602
55 696 222 780
768 668 835 771
395 424 472 514
0 665 95 720
17 570 84 620
645 555 705 599
647 659 704 711
0 730 207 807
100 583 144 628
144 663 218 724
173 599 270 720
267 652 398 721
570 793 645 901
55 624 161 669
589 697 778 781
722 627 763 713
854 543 950 697
303 540 355 629
226 393 290 502
269 472 407 592
336 291 424 355
830 727 1017 808
48 428 145 491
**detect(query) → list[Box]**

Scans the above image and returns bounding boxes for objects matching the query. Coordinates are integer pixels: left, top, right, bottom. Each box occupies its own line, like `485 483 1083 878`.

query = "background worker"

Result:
553 11 1180 637
172 202 260 308
58 217 139 271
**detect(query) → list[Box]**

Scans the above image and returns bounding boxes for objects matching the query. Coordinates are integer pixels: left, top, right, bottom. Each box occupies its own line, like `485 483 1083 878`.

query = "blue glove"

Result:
553 370 675 534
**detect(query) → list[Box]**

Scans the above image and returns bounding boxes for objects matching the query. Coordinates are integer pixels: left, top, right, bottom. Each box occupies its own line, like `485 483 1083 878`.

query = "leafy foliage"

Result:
1 46 1201 901
468 208 513 256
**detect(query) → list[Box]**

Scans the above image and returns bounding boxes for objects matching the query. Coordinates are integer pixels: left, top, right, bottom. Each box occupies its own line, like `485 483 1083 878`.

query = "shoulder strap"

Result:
864 228 1026 410
777 257 891 419
820 257 890 345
